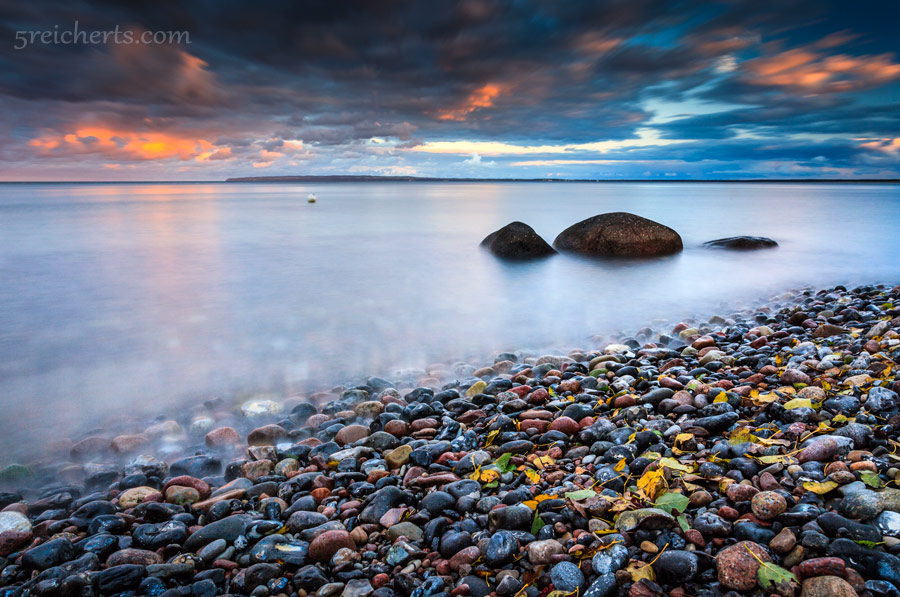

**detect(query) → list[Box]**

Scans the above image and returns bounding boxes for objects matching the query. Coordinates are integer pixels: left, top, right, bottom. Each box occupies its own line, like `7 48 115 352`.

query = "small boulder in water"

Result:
702 236 777 250
481 221 556 259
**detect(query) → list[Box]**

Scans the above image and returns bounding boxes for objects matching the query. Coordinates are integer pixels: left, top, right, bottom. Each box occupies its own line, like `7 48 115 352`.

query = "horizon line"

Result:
2 176 900 184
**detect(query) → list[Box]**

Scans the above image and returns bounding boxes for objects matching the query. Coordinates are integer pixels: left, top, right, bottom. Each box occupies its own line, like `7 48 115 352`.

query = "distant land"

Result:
225 175 900 183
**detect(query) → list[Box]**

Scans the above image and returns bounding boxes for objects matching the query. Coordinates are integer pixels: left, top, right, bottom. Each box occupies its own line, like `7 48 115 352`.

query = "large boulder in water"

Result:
703 236 777 250
481 222 556 259
553 212 682 257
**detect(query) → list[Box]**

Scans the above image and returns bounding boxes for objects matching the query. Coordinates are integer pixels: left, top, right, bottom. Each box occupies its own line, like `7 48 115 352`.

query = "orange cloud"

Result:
437 83 505 121
859 138 900 154
744 44 900 93
29 126 222 161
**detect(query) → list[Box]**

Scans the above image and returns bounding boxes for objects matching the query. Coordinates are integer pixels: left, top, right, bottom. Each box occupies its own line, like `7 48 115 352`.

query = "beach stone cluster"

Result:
1 283 900 597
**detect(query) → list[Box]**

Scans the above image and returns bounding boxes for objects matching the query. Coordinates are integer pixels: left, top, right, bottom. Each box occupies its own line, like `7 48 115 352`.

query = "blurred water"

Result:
1 181 899 458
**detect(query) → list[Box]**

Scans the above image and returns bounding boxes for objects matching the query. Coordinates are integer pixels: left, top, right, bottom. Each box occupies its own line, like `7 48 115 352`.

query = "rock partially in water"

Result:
702 236 778 250
553 212 683 257
480 221 556 259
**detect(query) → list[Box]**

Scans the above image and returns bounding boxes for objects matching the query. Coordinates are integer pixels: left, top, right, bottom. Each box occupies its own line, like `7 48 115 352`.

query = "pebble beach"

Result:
2 281 900 597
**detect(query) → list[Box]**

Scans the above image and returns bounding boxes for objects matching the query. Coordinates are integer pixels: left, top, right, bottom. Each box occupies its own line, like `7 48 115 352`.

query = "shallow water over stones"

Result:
0 283 899 596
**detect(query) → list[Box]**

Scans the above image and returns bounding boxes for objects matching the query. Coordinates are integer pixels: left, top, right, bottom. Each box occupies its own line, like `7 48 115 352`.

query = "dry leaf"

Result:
637 468 667 501
803 480 839 494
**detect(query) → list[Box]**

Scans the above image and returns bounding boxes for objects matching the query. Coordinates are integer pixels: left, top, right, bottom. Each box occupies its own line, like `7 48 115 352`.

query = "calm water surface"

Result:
2 182 899 458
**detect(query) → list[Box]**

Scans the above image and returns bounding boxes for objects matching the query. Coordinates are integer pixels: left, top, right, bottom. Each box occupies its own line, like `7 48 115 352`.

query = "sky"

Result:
1 0 900 181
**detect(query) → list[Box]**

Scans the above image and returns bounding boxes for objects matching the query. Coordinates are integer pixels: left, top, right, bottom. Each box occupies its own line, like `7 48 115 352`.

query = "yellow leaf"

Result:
756 437 791 447
468 462 481 481
479 469 500 483
713 394 728 403
524 469 540 484
533 456 555 470
658 457 694 473
752 392 780 405
484 429 500 448
755 454 797 465
729 429 759 445
637 468 667 501
614 458 627 472
547 591 578 597
523 493 553 509
626 561 656 583
784 398 813 410
803 480 839 494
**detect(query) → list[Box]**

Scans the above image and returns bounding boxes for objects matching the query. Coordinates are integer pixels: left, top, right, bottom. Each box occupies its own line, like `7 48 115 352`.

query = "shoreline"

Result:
1 281 899 596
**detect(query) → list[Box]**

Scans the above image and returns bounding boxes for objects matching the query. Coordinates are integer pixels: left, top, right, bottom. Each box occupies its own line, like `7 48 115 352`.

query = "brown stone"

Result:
716 541 771 591
553 212 683 257
449 546 481 571
726 483 759 503
797 557 845 579
69 436 109 459
0 530 32 557
798 438 838 464
751 491 787 521
163 476 211 499
205 426 241 448
118 486 162 509
800 575 856 597
247 424 287 446
548 416 580 435
110 434 149 454
165 485 200 506
770 528 797 554
334 424 369 446
384 420 409 437
242 460 273 481
308 530 355 562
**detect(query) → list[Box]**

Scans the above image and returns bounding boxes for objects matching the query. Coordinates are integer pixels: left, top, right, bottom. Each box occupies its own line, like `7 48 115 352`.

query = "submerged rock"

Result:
703 236 778 250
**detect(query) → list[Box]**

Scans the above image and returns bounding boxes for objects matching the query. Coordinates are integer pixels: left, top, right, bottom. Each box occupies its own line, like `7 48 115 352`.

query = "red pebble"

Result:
798 557 846 578
213 559 239 570
685 529 705 547
528 388 550 404
718 506 739 520
373 573 390 589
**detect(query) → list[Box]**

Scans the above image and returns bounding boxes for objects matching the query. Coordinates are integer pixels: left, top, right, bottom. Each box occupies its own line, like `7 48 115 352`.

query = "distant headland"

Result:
225 175 900 183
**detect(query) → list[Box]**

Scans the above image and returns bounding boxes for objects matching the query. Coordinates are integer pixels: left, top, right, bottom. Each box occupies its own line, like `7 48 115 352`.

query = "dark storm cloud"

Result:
1 0 899 178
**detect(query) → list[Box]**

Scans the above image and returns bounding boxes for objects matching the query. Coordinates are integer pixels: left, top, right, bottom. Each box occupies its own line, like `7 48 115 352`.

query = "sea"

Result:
2 181 899 458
